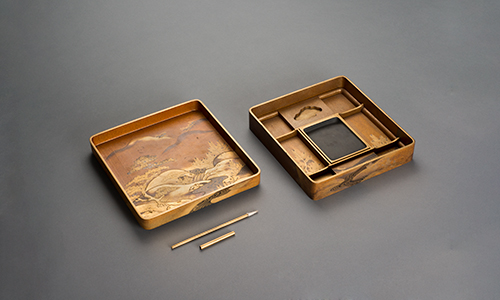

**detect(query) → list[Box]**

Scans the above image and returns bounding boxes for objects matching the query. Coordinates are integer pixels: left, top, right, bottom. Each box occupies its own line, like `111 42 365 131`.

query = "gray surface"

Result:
2 1 500 299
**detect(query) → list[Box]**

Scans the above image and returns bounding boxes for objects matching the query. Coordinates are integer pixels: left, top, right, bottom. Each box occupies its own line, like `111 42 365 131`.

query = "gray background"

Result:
2 1 500 299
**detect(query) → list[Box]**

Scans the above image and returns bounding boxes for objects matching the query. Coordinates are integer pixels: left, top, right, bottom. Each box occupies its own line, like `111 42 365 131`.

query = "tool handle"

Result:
171 213 247 249
200 231 235 250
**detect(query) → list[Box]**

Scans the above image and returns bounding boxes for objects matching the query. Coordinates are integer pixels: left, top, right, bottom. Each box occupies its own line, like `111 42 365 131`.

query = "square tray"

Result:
91 100 260 229
249 76 414 200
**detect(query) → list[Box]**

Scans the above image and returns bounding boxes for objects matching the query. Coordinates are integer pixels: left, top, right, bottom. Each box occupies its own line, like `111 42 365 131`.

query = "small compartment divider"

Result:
330 152 379 174
341 89 361 106
319 88 361 106
275 129 298 142
326 137 401 174
339 104 364 118
318 89 342 100
278 111 298 131
373 137 400 153
258 111 279 122
318 88 360 115
259 111 294 138
309 167 336 182
327 147 373 166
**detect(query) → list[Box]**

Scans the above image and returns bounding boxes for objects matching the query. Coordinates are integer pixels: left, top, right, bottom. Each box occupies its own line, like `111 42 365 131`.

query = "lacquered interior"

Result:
92 102 258 220
250 77 413 181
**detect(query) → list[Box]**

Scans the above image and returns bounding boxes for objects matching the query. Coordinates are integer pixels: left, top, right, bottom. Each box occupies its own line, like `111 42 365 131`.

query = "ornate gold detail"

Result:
289 148 324 174
294 106 323 121
125 141 250 218
370 134 389 148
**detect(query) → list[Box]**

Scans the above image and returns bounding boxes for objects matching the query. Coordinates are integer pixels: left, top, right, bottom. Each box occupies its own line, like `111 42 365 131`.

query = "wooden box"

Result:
91 100 260 229
249 76 414 200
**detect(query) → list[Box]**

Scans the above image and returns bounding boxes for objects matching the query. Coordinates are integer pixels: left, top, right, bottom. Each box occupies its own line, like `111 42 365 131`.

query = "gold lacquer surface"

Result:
91 100 260 229
249 76 414 200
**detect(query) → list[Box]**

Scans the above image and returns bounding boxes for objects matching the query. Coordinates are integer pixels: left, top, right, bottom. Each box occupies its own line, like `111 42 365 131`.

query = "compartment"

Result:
279 131 328 175
279 96 334 129
342 110 393 148
260 112 293 138
319 88 360 114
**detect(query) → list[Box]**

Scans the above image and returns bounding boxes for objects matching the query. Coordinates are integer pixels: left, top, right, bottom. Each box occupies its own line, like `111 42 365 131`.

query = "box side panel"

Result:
143 174 260 229
312 143 414 200
90 100 201 146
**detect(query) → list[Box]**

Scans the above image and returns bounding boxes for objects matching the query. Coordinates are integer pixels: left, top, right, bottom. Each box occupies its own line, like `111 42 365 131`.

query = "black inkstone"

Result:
304 118 366 161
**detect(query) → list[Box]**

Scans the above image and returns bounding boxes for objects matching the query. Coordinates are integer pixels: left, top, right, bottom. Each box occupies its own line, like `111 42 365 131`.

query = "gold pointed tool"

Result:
200 231 235 250
171 210 258 250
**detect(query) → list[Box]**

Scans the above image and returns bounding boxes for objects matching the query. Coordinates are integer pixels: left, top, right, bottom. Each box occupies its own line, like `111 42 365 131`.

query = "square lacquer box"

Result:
249 76 414 200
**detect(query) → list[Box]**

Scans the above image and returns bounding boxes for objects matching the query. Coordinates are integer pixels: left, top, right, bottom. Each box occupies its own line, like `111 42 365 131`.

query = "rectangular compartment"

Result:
249 76 414 200
91 100 260 229
260 112 293 138
319 88 359 114
278 131 328 175
343 110 393 148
